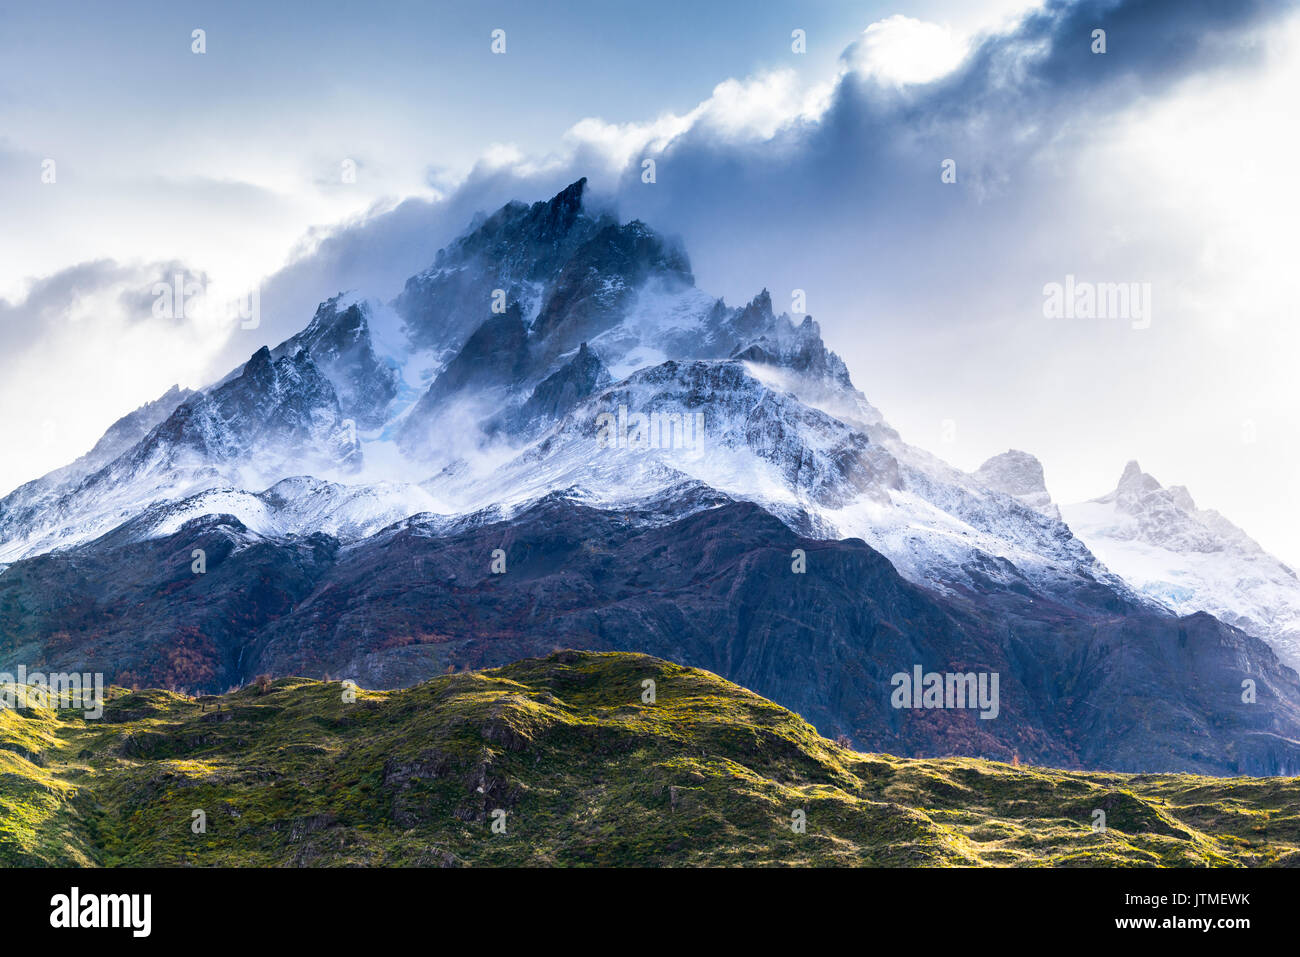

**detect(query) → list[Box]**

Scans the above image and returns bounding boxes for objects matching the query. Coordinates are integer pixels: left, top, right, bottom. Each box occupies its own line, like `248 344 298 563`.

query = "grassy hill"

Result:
1 650 1297 866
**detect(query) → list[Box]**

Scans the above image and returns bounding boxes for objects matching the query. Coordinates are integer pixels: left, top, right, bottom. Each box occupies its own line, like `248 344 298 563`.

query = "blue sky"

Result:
2 0 1299 562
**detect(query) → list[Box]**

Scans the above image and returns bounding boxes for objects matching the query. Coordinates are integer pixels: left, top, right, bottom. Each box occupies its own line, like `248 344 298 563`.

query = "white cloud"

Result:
562 69 833 176
844 15 971 86
0 259 249 493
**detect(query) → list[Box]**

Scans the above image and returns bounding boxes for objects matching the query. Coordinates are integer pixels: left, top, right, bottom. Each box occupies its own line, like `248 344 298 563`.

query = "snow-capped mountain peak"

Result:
972 450 1060 519
1062 462 1300 668
0 179 1270 646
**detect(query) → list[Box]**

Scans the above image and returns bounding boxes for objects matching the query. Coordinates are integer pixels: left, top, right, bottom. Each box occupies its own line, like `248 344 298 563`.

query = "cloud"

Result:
0 258 211 354
560 68 834 182
0 255 239 493
843 15 972 85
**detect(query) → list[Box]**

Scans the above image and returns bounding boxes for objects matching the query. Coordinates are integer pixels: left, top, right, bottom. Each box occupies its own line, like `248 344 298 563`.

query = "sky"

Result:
2 0 1299 563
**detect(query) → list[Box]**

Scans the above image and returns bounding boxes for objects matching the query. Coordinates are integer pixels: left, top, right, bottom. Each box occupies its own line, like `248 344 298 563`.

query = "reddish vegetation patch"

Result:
153 625 219 689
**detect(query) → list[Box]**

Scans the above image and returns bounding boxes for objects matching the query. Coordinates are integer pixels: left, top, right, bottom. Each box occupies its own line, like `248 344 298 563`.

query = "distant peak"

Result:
979 448 1042 471
243 346 273 373
558 176 586 198
738 289 775 321
543 177 587 221
1117 460 1161 494
975 450 1050 498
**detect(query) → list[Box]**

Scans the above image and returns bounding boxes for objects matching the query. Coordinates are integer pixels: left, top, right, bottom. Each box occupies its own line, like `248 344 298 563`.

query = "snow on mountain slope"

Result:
88 476 443 550
424 357 876 512
1062 461 1300 670
0 347 362 562
403 354 1124 603
0 385 195 558
0 179 1177 615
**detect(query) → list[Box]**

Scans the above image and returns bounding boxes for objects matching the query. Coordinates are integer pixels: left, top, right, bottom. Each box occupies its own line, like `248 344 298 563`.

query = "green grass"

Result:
1 650 1297 866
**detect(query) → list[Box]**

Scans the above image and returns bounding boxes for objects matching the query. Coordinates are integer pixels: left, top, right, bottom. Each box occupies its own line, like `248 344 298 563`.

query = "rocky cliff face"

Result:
974 450 1061 519
394 177 614 358
146 347 361 473
273 296 399 430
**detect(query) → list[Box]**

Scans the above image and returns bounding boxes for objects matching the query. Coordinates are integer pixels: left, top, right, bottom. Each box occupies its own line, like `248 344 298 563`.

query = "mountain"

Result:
1 180 1124 601
0 385 194 563
2 179 1298 776
5 487 1299 774
1062 461 1300 671
974 450 1060 519
271 296 400 430
4 651 1299 867
0 347 362 563
394 178 617 358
